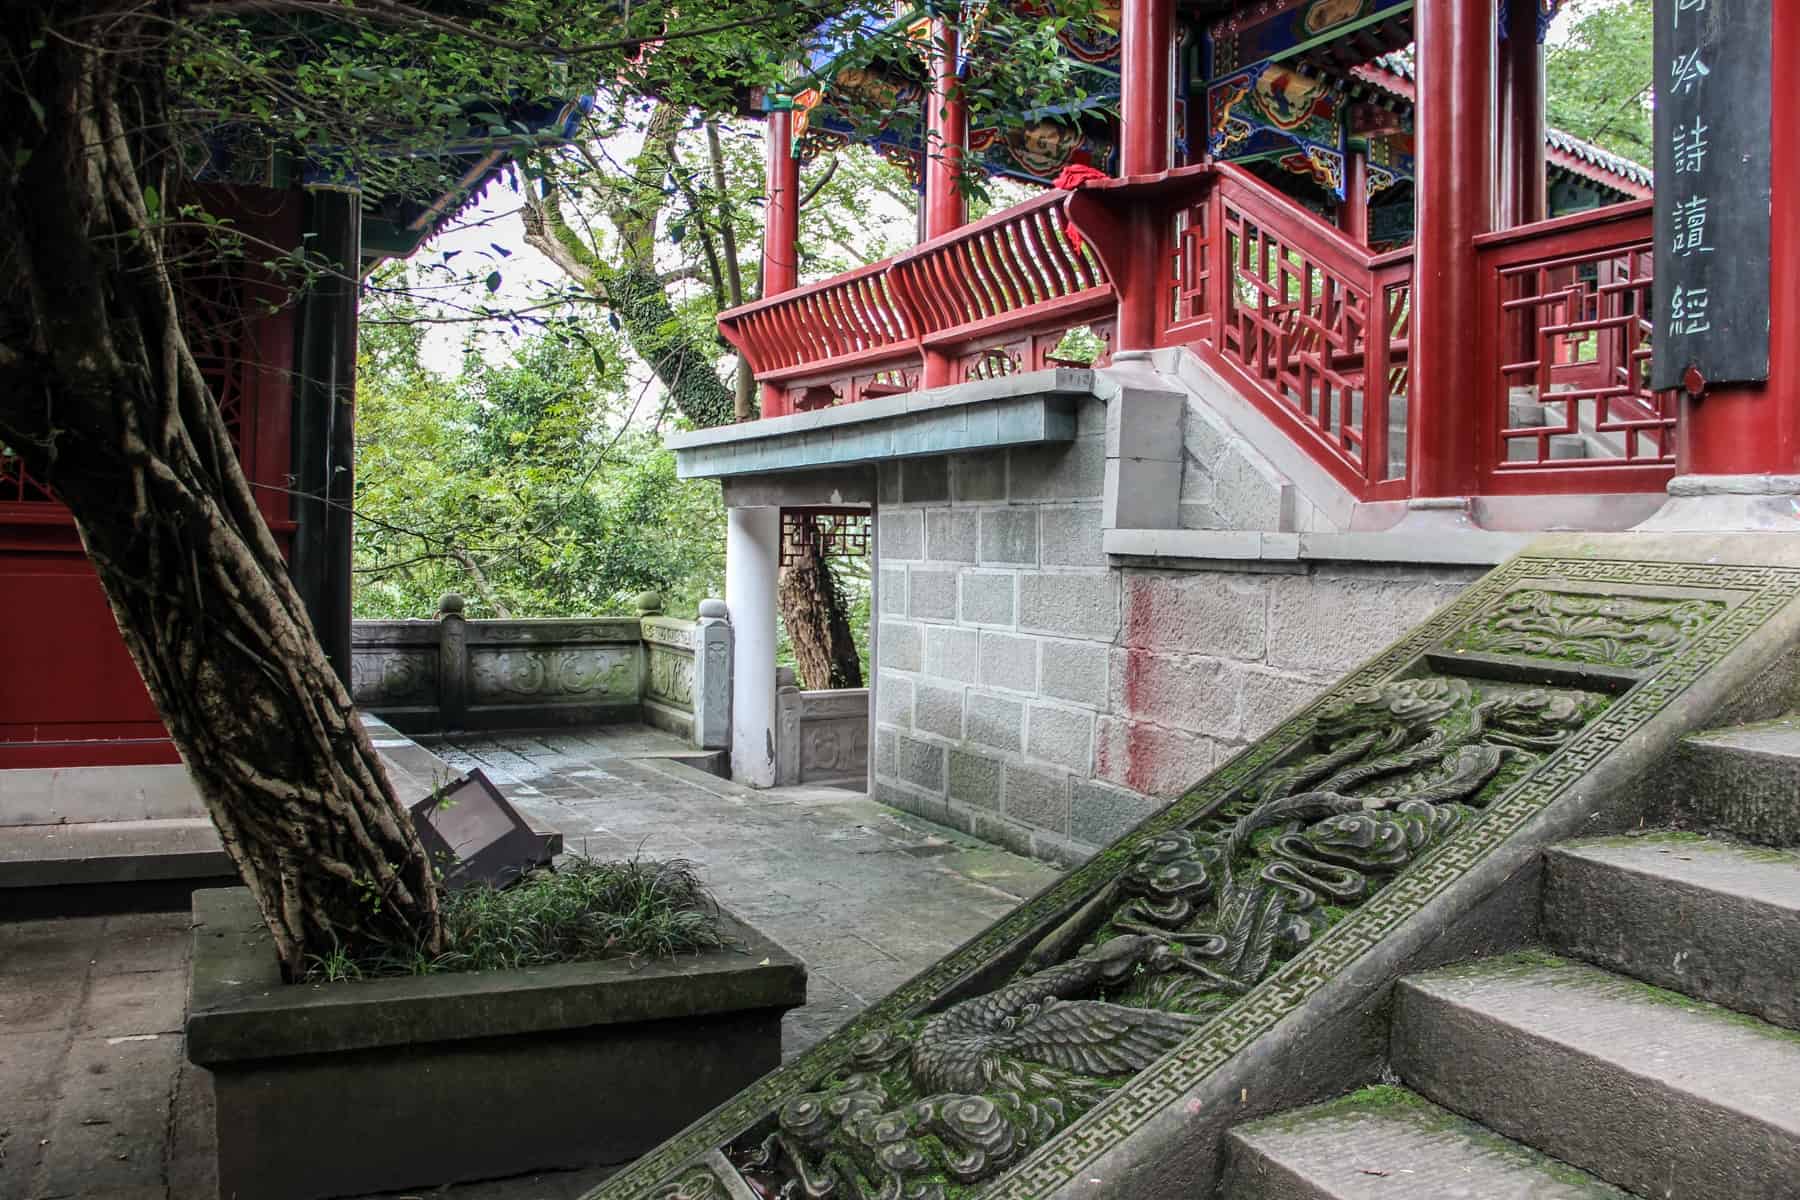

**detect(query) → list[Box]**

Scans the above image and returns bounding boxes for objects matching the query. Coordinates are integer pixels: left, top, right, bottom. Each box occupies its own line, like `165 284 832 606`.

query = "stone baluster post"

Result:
692 598 733 751
437 593 469 731
775 666 802 787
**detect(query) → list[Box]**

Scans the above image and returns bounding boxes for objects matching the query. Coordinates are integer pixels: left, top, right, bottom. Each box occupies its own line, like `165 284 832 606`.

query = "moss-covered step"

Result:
1220 1085 1629 1199
1544 832 1800 1030
1669 715 1800 846
1392 953 1800 1200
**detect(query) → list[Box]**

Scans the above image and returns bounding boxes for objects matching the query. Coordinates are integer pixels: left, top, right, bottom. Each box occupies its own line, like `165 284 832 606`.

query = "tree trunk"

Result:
778 535 864 690
0 4 442 979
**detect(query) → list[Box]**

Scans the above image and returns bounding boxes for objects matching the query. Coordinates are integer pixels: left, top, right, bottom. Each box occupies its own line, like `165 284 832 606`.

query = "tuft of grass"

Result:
306 856 725 983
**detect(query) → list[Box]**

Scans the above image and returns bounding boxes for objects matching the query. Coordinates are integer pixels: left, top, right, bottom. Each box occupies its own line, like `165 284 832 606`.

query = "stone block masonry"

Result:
869 397 1484 865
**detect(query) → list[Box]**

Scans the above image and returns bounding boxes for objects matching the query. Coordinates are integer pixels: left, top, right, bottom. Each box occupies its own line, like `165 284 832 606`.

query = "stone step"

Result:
0 817 232 887
1671 716 1800 846
1221 1086 1629 1200
1393 954 1800 1200
1544 833 1800 1030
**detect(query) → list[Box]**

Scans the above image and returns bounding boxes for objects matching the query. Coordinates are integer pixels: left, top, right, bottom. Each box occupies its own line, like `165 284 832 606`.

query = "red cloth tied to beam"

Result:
1052 164 1110 253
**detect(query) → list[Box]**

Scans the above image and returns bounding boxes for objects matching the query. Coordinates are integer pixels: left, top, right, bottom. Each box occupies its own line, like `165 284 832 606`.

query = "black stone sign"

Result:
1651 0 1772 391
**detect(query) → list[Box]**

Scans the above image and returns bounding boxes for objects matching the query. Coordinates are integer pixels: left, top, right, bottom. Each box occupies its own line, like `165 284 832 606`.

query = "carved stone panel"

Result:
350 651 438 708
799 717 869 783
589 546 1800 1200
469 647 638 705
646 644 698 710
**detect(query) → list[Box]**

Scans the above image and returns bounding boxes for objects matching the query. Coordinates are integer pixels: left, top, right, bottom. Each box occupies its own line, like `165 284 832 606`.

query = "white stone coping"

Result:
1103 526 1537 567
665 367 1106 450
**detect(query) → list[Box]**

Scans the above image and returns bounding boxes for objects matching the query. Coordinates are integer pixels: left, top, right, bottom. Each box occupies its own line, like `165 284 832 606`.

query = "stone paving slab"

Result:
0 725 1059 1200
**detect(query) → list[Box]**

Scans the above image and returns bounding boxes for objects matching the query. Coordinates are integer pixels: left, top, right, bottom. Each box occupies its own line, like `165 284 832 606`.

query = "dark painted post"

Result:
1409 0 1496 497
1498 0 1547 229
1339 146 1370 244
290 185 361 689
1655 0 1793 480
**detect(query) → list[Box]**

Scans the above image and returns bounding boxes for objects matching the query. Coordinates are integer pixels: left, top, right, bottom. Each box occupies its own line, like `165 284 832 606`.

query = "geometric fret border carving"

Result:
591 552 1800 1200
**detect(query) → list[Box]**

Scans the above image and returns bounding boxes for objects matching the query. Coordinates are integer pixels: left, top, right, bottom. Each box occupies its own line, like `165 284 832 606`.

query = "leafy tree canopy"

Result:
1546 0 1653 166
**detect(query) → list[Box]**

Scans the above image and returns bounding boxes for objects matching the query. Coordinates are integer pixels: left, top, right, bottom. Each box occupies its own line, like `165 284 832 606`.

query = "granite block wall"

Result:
871 397 1482 865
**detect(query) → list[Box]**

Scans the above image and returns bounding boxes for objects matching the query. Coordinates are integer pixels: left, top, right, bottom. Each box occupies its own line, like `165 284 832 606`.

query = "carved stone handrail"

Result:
350 594 731 749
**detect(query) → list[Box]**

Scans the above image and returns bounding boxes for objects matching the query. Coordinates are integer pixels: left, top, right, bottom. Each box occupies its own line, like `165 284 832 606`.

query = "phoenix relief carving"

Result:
734 676 1604 1199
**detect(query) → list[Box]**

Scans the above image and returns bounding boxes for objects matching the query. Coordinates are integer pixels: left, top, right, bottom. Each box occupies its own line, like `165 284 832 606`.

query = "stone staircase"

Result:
1220 719 1800 1199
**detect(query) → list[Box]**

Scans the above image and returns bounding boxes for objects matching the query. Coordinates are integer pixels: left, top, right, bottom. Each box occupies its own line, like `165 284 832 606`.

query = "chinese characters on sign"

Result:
1651 0 1772 390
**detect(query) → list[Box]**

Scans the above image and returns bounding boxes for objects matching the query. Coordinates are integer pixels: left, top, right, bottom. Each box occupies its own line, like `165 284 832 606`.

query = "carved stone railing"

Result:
350 594 731 748
641 600 732 750
775 672 870 786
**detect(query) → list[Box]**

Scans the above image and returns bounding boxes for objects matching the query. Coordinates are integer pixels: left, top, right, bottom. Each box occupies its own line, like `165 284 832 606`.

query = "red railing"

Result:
1473 201 1670 494
718 166 1673 503
718 190 1113 417
1158 164 1412 500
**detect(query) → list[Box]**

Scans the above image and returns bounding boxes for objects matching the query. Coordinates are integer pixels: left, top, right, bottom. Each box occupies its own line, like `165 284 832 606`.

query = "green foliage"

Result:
1546 0 1654 165
353 279 724 619
306 856 725 981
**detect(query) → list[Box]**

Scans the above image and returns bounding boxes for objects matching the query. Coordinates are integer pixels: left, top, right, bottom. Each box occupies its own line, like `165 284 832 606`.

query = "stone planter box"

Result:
186 887 805 1200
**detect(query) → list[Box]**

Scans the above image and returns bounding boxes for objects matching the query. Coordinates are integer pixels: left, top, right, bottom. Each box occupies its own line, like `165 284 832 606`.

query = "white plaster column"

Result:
726 505 781 786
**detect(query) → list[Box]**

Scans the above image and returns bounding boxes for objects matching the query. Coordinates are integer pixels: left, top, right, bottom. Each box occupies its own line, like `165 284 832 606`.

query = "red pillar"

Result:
1677 0 1800 478
920 17 968 386
1498 0 1546 228
923 18 967 241
763 106 799 296
1339 146 1369 244
1409 0 1497 497
760 106 800 412
1114 0 1174 352
1120 0 1173 176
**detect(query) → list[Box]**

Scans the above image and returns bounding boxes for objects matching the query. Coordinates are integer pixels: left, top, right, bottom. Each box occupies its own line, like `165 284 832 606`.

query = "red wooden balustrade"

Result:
1156 164 1414 500
718 190 1113 417
1472 200 1669 494
718 165 1673 502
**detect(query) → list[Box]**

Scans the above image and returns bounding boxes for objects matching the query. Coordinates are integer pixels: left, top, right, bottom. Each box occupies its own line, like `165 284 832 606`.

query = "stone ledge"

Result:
186 887 807 1065
667 368 1102 449
1103 526 1534 567
671 372 1102 480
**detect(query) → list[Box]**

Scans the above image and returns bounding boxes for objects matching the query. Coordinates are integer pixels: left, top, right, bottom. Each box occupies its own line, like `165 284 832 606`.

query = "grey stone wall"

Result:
871 396 1481 865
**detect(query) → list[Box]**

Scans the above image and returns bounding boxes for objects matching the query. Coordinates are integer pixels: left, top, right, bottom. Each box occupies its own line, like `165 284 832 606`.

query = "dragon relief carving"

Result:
733 676 1604 1199
1449 588 1725 669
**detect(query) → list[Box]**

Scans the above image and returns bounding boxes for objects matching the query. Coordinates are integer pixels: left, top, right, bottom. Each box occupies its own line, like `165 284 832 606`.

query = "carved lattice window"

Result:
780 508 871 567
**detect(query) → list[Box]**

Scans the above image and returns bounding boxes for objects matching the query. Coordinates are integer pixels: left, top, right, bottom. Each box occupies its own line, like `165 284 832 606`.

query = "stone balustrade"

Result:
775 670 870 786
351 594 731 749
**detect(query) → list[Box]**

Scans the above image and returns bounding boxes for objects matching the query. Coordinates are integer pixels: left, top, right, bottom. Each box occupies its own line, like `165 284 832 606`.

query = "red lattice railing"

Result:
1161 165 1412 500
718 190 1114 416
1474 201 1669 494
718 165 1672 503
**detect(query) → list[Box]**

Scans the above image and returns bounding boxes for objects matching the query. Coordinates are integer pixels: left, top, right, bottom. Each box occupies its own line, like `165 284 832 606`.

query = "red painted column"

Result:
1120 0 1173 176
763 106 800 296
1677 0 1800 478
1339 146 1369 244
924 18 967 241
1409 0 1497 497
760 105 800 411
920 16 968 386
1499 0 1547 228
1114 0 1174 352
